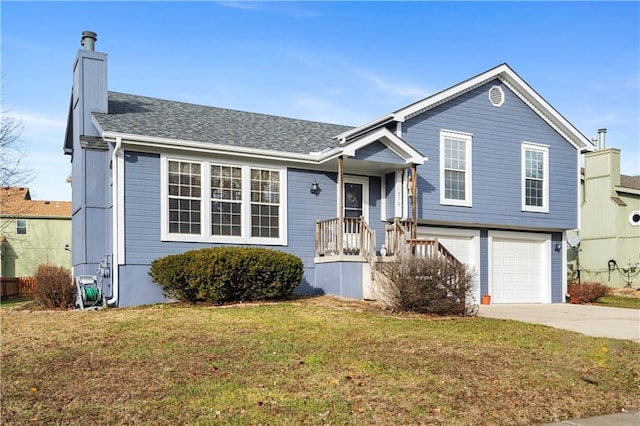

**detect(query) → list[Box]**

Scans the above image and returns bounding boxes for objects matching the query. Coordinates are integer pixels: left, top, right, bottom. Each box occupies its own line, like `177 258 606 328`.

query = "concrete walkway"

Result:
477 303 640 342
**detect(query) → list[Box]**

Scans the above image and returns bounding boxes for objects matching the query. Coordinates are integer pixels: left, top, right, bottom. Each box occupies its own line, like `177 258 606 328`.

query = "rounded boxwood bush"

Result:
150 247 304 304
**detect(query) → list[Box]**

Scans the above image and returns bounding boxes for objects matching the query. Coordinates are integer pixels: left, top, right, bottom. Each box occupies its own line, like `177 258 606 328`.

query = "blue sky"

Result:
2 1 638 201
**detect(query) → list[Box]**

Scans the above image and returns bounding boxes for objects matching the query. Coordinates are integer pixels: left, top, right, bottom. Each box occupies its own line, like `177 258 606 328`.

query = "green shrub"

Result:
150 247 304 304
567 282 611 304
33 264 75 309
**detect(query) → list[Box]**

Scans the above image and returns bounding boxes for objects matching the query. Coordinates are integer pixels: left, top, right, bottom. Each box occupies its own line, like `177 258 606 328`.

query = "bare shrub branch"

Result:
375 253 477 316
34 264 75 309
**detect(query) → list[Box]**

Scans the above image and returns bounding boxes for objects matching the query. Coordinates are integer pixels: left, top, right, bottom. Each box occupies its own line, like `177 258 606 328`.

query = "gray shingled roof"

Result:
93 92 354 155
581 168 640 191
620 174 640 191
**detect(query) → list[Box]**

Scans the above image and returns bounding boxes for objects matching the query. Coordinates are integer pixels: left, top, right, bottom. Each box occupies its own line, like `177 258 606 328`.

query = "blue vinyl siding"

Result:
315 262 363 299
354 141 406 164
385 172 395 219
404 79 578 231
71 148 109 270
118 264 167 307
122 152 384 299
85 150 109 207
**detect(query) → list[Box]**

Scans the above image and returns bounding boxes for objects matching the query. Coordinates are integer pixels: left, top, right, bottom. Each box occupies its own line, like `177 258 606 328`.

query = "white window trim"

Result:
521 142 549 213
337 175 369 223
380 175 386 221
161 154 288 245
394 170 403 218
439 130 472 207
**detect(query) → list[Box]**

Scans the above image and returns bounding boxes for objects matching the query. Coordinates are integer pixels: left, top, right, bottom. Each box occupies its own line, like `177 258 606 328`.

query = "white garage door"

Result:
491 237 546 303
417 227 480 301
417 228 476 266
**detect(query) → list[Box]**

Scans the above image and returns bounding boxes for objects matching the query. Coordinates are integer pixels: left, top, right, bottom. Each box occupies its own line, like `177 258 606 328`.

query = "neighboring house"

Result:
567 143 640 287
0 187 72 277
64 31 594 307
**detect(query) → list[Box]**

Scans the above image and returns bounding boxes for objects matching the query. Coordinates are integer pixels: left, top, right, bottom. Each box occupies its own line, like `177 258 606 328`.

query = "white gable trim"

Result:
334 64 595 153
396 66 508 122
498 75 590 152
341 127 427 165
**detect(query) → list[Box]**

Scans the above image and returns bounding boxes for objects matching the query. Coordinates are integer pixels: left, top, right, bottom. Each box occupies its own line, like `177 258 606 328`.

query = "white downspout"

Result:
107 137 123 306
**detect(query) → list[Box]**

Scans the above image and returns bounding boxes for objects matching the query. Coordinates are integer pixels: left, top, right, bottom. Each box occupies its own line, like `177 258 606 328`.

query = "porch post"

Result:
411 163 417 239
338 155 344 256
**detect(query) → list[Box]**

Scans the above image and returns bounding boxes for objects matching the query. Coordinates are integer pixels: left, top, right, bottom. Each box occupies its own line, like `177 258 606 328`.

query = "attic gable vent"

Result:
488 85 505 107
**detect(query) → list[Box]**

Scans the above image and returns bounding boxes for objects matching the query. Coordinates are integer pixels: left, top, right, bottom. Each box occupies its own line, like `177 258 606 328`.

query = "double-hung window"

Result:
210 165 242 236
16 219 27 235
168 160 202 234
250 169 280 238
522 142 549 213
162 156 286 245
440 130 472 206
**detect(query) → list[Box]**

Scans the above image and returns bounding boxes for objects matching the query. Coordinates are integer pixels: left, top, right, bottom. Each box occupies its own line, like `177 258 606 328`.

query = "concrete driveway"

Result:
478 304 640 342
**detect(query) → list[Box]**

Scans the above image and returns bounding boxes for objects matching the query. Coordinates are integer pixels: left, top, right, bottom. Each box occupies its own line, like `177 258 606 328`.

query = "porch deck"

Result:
315 217 462 269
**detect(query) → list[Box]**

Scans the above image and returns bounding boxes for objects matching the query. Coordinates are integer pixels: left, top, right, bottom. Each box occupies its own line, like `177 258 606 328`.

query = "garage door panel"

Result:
492 237 546 304
417 230 473 266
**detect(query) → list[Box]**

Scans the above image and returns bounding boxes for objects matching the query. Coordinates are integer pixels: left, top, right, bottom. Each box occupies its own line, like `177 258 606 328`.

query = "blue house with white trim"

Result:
64 31 594 307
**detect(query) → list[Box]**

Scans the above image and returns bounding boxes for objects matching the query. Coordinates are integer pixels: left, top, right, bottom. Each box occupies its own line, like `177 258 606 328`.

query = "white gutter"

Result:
101 131 345 164
107 136 123 306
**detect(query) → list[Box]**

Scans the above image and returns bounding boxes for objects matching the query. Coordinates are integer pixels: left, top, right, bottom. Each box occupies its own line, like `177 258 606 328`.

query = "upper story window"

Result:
522 142 549 213
161 155 287 245
440 130 472 207
16 219 27 235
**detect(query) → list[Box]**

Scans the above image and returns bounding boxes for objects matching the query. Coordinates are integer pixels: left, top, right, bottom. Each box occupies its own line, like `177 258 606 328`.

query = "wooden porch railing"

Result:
316 216 375 260
384 218 463 269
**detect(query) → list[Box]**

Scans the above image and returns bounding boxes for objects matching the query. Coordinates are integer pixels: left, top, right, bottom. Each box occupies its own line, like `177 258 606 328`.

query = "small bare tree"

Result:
1 110 34 188
375 252 477 316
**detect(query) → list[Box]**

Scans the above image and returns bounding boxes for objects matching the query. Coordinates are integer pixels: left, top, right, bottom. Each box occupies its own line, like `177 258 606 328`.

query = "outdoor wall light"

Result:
310 180 320 196
554 242 563 253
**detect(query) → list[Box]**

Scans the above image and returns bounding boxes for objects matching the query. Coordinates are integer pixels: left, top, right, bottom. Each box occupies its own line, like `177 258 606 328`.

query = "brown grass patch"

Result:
2 296 639 425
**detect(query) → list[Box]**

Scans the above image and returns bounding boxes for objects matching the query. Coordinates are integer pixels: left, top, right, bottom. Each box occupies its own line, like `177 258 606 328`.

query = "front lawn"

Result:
0 297 32 309
1 296 638 425
595 295 640 310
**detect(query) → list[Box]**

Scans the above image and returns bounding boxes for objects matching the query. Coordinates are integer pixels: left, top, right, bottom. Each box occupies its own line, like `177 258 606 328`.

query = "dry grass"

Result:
1 296 639 425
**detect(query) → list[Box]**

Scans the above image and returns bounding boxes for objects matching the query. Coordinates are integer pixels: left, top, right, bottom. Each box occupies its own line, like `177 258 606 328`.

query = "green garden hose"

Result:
82 287 101 307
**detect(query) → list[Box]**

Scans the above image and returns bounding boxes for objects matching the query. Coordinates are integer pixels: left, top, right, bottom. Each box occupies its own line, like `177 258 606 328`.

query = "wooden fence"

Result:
0 276 36 298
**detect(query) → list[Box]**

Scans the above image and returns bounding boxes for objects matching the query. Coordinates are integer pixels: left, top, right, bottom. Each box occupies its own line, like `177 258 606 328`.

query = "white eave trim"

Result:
498 71 593 152
616 186 640 196
341 127 427 165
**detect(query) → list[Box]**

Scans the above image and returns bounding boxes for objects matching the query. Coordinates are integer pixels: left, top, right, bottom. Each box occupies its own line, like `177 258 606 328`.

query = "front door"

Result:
342 176 369 252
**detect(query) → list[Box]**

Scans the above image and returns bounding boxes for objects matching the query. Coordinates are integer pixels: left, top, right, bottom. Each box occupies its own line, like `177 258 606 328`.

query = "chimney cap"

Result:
81 31 97 50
